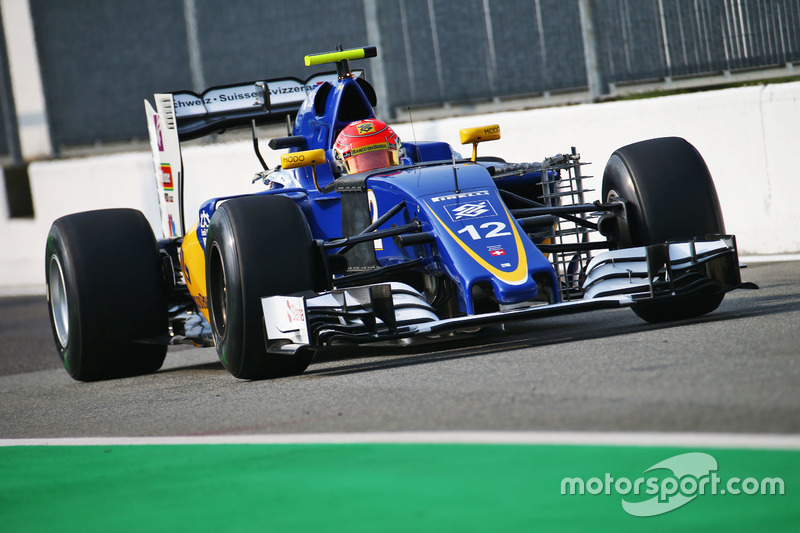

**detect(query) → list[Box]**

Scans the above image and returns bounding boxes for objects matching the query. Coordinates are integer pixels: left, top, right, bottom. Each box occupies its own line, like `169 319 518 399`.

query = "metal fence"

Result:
593 0 800 87
4 0 799 155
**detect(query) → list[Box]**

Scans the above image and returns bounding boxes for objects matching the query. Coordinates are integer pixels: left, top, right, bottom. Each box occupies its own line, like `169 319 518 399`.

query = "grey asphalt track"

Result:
0 261 798 438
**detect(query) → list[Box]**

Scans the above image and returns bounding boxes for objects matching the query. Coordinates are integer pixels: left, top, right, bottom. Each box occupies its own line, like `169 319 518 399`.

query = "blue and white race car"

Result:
45 46 752 381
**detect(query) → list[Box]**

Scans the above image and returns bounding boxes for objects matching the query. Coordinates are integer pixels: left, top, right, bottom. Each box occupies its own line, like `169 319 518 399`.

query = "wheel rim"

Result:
48 254 69 348
208 243 227 339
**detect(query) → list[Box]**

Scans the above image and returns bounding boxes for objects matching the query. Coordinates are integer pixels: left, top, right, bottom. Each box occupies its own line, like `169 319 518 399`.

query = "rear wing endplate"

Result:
145 96 183 238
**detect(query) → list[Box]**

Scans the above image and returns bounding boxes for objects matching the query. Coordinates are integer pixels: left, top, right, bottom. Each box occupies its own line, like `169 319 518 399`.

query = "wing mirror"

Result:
281 149 328 192
460 124 501 161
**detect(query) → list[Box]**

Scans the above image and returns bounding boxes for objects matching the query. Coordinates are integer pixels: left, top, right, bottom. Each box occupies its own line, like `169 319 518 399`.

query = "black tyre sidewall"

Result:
206 211 247 376
46 223 86 379
45 209 168 381
602 137 725 246
206 196 320 379
601 137 726 322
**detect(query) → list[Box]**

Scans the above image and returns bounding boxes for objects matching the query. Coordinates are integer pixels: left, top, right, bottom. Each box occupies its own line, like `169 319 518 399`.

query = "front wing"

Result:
261 236 745 354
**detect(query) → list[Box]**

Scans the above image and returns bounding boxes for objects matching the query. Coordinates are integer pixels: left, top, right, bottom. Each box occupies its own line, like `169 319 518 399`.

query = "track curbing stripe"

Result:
2 431 800 448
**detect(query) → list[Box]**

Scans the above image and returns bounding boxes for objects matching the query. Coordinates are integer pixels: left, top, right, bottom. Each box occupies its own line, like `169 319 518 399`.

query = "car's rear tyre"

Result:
602 137 726 323
205 195 322 379
45 209 168 381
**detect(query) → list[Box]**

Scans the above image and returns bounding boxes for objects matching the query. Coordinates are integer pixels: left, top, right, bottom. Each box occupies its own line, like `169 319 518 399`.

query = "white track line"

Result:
2 431 800 449
740 254 800 263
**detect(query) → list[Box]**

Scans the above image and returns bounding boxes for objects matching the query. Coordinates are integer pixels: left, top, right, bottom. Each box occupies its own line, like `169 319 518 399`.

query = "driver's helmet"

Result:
333 119 400 174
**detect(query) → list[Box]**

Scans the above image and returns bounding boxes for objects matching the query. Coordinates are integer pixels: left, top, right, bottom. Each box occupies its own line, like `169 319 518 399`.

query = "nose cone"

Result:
420 182 556 312
488 274 539 305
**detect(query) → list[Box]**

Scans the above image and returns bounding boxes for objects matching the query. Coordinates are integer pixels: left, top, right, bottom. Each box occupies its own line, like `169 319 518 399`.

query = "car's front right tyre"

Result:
602 137 727 323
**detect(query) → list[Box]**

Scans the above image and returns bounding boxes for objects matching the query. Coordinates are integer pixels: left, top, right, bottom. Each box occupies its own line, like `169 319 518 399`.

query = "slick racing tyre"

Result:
601 137 726 323
205 195 324 379
45 209 168 381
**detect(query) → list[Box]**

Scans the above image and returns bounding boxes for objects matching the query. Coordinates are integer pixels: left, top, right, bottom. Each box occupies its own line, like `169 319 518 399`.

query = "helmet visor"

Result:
345 146 398 173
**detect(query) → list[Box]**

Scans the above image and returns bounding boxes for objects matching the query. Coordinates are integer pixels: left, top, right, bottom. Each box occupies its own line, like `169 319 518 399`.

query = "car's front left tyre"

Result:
205 195 324 379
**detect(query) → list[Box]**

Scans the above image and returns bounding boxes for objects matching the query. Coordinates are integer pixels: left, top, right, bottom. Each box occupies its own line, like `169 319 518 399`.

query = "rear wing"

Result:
169 71 360 141
144 71 359 238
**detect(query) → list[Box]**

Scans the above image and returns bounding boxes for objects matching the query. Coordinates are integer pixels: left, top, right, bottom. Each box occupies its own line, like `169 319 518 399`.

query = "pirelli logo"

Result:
430 190 490 203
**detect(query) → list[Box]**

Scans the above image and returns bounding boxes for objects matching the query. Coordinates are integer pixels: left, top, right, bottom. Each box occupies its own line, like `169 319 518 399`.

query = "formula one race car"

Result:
45 46 753 381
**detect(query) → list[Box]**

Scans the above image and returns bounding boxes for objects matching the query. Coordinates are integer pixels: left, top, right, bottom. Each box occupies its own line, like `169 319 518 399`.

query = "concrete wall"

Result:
2 82 798 290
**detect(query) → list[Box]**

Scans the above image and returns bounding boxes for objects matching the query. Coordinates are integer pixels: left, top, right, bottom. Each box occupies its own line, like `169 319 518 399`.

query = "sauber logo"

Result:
199 210 211 243
153 115 164 151
286 300 305 323
199 210 211 229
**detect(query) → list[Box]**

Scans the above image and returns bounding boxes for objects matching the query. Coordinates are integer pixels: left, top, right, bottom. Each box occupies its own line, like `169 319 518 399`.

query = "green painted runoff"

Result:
0 444 796 532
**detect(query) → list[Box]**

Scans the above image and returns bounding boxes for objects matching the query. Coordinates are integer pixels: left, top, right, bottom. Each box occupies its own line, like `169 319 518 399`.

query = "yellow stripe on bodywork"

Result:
181 223 210 324
424 201 529 286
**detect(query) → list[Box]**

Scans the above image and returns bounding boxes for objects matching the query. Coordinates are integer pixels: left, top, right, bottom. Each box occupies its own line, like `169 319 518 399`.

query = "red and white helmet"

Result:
333 119 400 174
